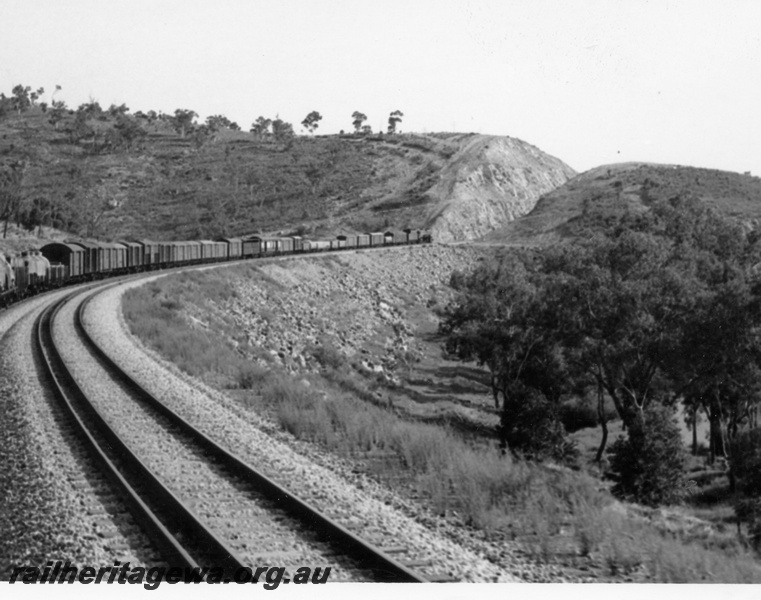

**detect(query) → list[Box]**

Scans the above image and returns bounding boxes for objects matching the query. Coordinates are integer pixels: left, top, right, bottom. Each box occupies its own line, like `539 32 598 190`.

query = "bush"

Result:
730 428 761 496
500 383 578 464
308 337 345 370
559 392 618 433
609 403 686 506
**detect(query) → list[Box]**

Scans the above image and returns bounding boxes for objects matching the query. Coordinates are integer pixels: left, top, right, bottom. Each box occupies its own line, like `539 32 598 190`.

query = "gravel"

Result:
0 287 160 578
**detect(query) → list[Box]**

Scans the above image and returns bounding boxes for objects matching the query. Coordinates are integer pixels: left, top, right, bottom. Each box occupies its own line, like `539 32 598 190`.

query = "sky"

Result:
2 0 760 176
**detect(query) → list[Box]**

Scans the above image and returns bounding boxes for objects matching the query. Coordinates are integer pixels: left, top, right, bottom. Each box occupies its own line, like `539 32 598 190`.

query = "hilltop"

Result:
0 104 573 247
482 162 761 246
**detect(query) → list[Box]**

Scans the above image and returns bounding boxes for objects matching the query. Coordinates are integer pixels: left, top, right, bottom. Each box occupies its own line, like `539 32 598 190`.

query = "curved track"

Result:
37 286 427 582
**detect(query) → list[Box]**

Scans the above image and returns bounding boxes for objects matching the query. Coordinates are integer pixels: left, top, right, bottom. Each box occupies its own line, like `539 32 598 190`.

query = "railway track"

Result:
36 287 429 583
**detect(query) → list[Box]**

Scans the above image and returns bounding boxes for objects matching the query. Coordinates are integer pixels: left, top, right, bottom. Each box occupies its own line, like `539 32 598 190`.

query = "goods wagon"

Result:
186 241 201 262
119 241 143 270
242 238 261 258
49 263 67 286
135 240 159 267
217 237 243 259
40 243 86 279
202 241 215 260
103 242 126 271
212 241 228 259
248 236 280 255
306 240 330 251
68 240 104 274
337 235 357 248
384 231 405 245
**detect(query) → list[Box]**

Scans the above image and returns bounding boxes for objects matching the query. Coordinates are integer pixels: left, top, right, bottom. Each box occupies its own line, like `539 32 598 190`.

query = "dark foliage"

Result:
500 383 578 464
608 403 686 506
731 429 761 497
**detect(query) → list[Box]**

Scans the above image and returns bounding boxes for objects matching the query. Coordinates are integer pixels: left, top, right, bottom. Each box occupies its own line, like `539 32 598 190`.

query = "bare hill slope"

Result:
423 135 575 242
482 162 761 246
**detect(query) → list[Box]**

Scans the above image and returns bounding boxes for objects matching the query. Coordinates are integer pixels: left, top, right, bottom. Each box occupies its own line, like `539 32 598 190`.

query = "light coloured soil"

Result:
213 244 500 430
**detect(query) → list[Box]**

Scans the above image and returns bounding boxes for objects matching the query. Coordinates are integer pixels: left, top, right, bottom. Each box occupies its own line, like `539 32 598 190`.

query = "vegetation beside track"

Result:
122 258 761 582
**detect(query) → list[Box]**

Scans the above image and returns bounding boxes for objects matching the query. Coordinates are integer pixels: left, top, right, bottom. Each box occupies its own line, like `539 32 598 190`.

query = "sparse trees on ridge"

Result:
205 114 240 132
387 110 403 134
250 116 272 137
271 117 294 142
11 85 40 113
351 111 367 134
108 103 129 117
48 100 67 130
171 108 198 138
249 115 294 143
301 111 322 134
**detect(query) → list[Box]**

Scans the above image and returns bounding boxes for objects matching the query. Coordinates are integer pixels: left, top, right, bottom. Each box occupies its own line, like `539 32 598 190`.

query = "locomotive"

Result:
0 229 432 308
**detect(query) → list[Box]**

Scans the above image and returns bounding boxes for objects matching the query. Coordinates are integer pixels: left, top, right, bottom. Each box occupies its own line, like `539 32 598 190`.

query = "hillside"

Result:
0 105 573 246
482 162 761 246
424 135 575 242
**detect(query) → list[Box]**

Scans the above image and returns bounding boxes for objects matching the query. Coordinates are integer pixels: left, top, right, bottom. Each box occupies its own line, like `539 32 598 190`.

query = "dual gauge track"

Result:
34 285 434 583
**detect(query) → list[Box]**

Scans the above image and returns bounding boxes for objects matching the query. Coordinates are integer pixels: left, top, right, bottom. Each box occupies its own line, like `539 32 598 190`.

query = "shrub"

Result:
500 383 578 464
559 392 618 433
730 428 761 496
308 337 345 370
609 403 686 506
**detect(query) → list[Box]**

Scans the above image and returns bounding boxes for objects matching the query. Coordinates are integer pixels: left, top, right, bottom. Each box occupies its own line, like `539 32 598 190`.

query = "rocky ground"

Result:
210 244 498 429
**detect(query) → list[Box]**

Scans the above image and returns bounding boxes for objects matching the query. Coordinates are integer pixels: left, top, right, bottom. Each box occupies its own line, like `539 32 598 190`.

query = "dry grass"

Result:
122 268 761 582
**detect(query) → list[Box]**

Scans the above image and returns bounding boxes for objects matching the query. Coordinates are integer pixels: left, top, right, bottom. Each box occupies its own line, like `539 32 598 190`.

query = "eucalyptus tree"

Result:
351 111 367 133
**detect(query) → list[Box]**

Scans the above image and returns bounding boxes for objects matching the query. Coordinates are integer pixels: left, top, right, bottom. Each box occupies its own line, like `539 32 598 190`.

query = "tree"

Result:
441 194 761 475
351 111 367 133
11 85 31 113
48 100 68 130
205 114 234 132
250 116 272 137
271 117 294 142
70 101 105 151
29 87 44 107
171 108 198 138
108 112 146 150
77 182 120 238
387 110 403 134
441 252 578 457
107 103 129 117
301 111 322 134
0 160 26 238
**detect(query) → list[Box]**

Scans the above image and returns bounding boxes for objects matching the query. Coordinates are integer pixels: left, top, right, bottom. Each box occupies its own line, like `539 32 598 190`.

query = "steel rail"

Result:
37 292 248 578
77 289 428 583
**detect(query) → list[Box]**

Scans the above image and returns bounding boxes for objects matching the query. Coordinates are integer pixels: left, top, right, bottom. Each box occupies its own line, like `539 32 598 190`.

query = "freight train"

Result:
0 229 432 308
